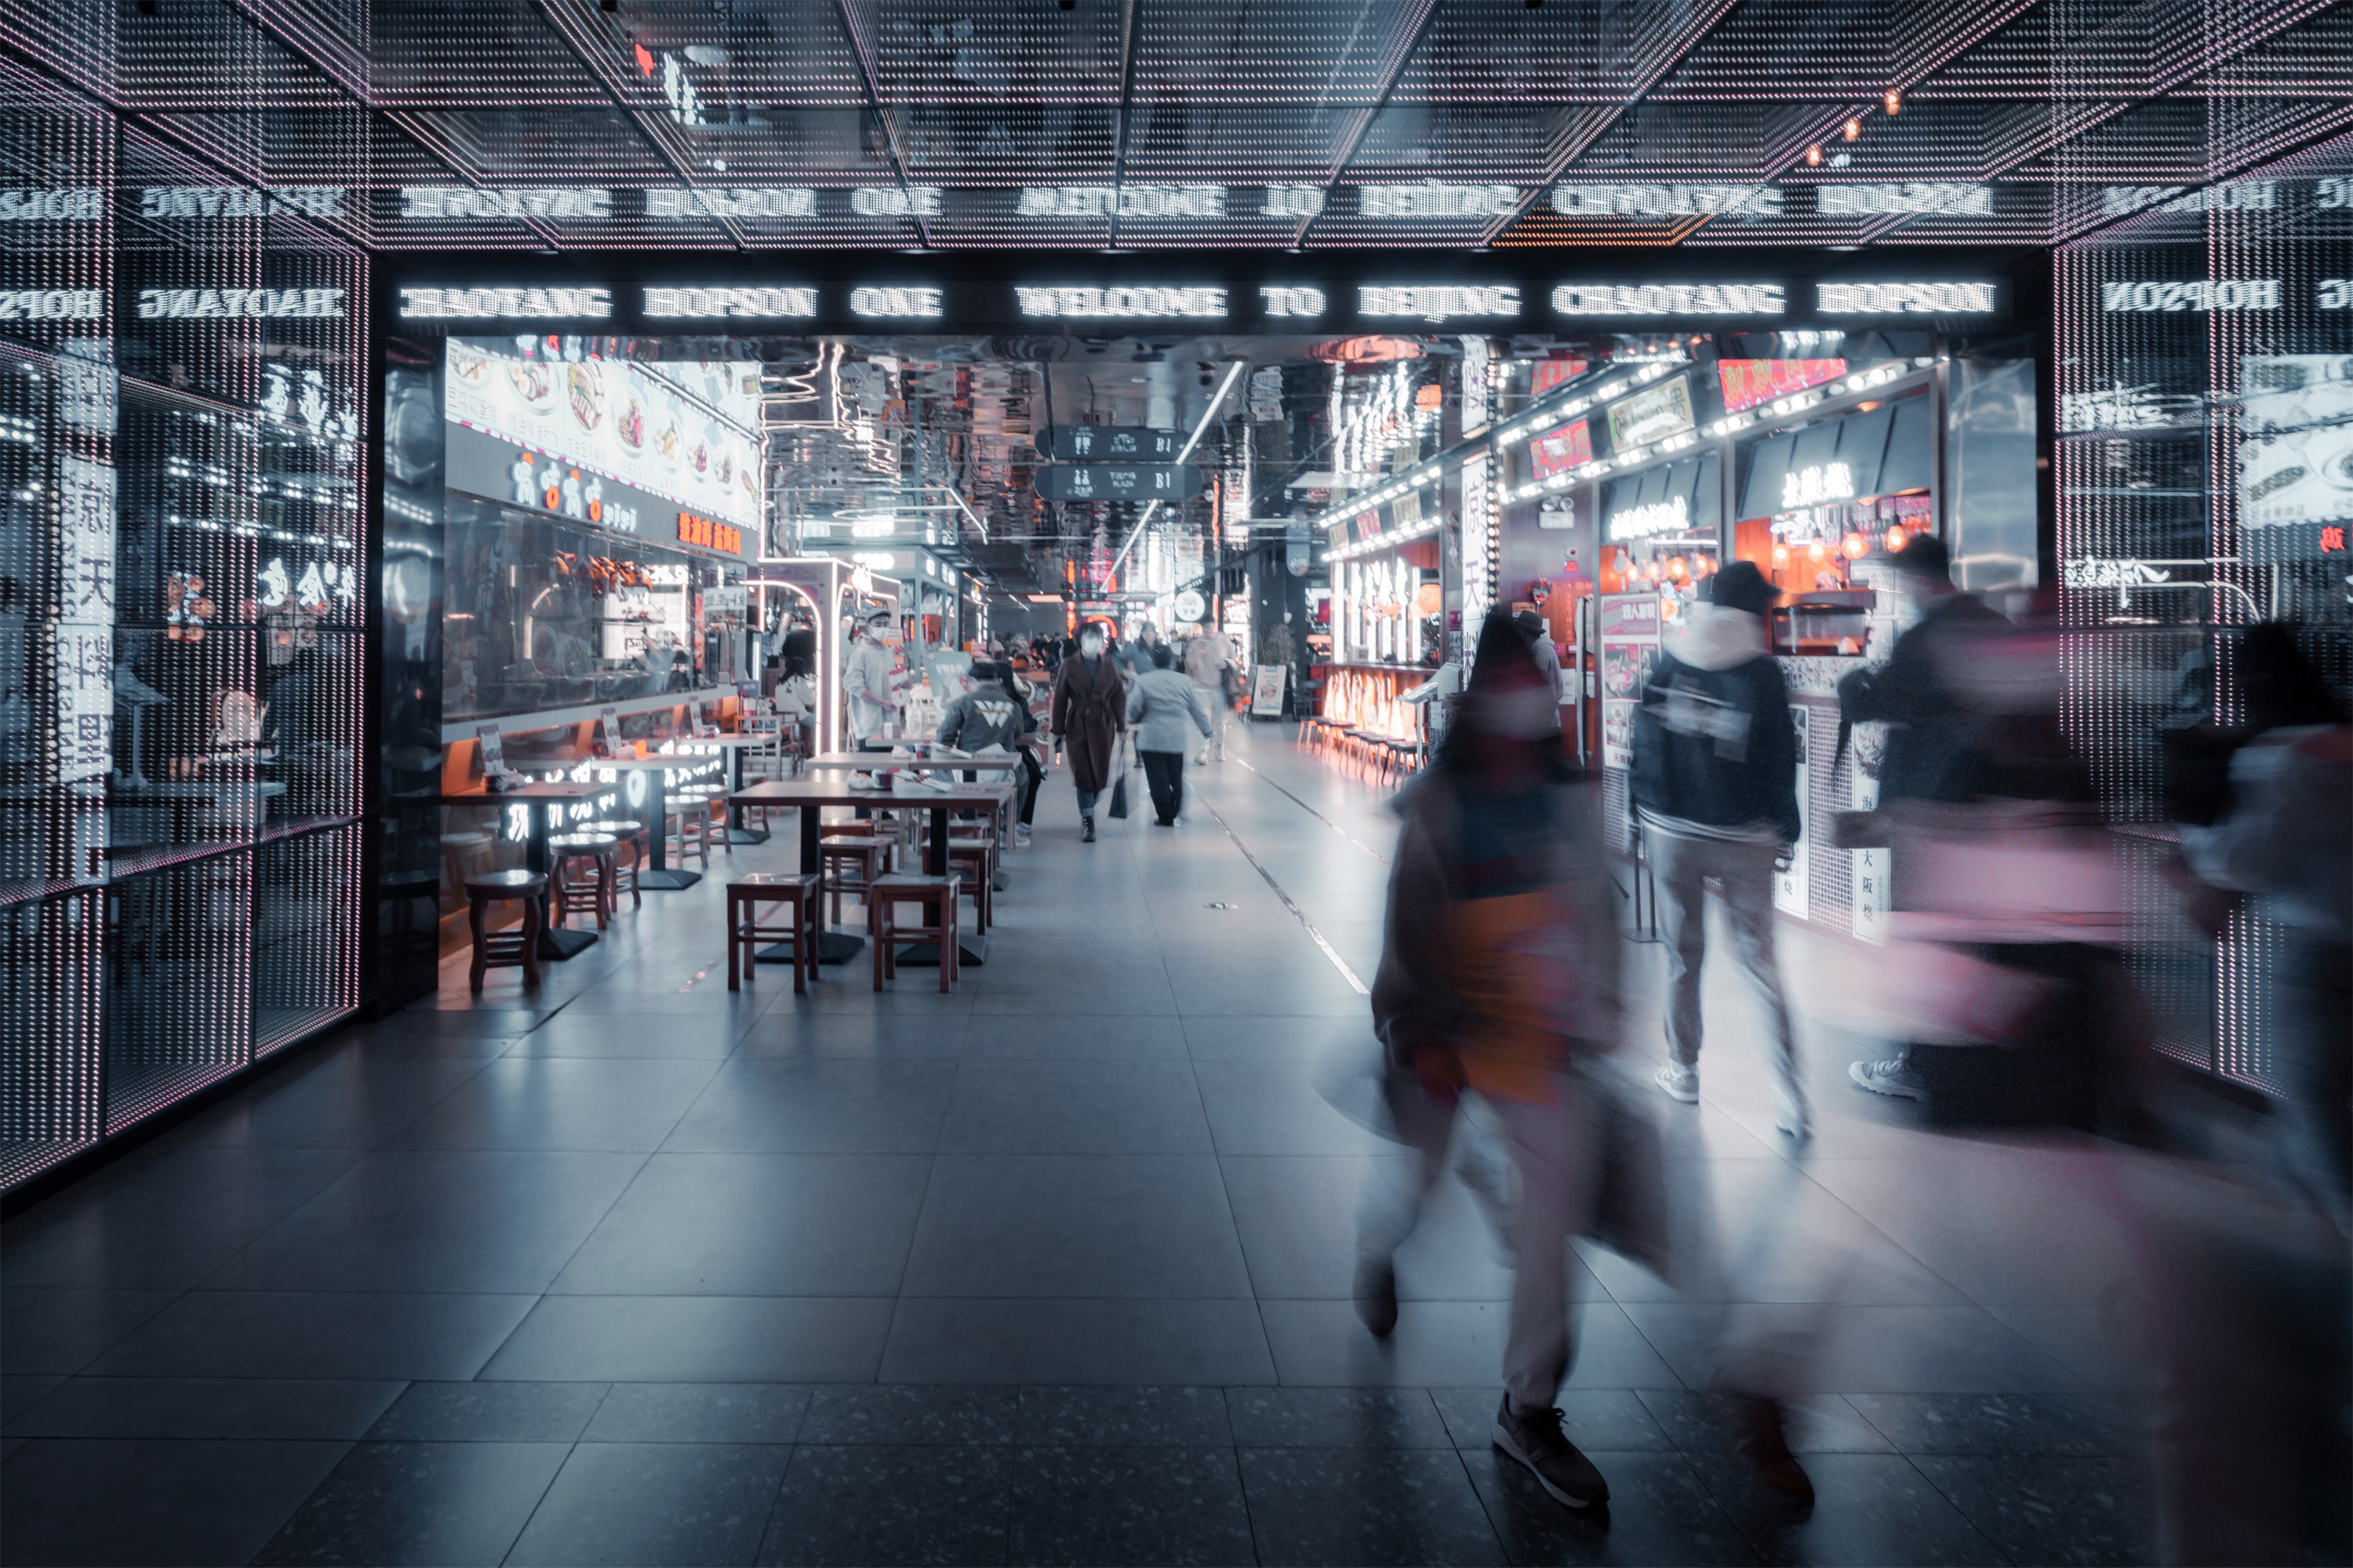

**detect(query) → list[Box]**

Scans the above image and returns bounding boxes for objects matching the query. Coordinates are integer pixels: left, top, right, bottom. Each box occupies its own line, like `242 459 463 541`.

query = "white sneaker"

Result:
1849 1057 1924 1099
1654 1060 1699 1104
1015 823 1033 842
1774 1086 1812 1140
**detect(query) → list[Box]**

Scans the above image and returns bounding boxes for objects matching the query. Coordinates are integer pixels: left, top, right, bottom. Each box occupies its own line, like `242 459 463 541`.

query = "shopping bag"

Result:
1107 740 1131 819
1585 1069 1675 1281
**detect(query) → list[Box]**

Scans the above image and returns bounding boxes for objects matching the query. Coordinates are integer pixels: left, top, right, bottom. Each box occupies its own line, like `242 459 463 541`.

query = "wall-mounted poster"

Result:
1604 374 1695 449
1598 591 1661 770
1773 705 1812 917
2238 355 2353 529
1529 417 1593 478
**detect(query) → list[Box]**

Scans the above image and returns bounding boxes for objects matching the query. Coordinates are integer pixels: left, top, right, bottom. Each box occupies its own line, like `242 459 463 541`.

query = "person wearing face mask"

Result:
1355 611 1631 1513
1049 621 1127 842
842 608 901 751
1628 562 1808 1136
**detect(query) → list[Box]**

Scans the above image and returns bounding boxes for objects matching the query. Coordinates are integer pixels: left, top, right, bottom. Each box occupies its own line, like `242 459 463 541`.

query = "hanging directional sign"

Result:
1035 462 1203 502
1034 425 1180 461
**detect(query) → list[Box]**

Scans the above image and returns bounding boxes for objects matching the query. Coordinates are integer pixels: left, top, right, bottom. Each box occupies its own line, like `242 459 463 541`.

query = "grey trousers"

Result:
1358 1068 1605 1406
1649 828 1801 1099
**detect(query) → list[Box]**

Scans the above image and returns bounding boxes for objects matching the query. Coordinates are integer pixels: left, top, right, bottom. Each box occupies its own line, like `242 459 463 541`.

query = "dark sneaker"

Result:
1493 1396 1609 1508
1727 1395 1815 1504
1353 1256 1398 1337
1081 816 1096 843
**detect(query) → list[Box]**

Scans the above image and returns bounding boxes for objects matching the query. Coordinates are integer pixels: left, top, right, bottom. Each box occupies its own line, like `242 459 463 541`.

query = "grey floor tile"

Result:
1843 1392 2143 1456
1260 1299 1682 1390
1431 1388 1677 1453
799 1384 1021 1444
1016 1384 1235 1446
3 1376 403 1440
0 1287 183 1373
1689 1450 2008 1567
660 1060 958 1154
480 1296 893 1383
960 1013 1191 1060
757 1444 1009 1567
1911 1454 2154 1566
1195 1058 1394 1155
735 1015 969 1060
84 1290 540 1381
1181 1015 1378 1060
0 1375 65 1423
1006 1445 1257 1566
1457 1445 1759 1566
1227 1387 1453 1448
1636 1392 1895 1454
2 1436 351 1567
1219 1153 1518 1301
938 1058 1214 1155
583 1384 812 1444
506 1441 791 1566
251 1439 571 1567
1242 1445 1505 1566
365 1380 611 1442
176 1053 493 1151
200 1148 646 1294
900 1155 1252 1299
506 1013 752 1057
1620 1302 2087 1395
387 1057 725 1152
376 1005 549 1038
880 1298 1277 1385
1 1435 21 1462
549 1152 931 1296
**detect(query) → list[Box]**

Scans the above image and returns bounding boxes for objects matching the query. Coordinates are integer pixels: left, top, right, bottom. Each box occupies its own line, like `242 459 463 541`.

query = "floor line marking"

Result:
1195 797 1371 996
1227 755 1391 866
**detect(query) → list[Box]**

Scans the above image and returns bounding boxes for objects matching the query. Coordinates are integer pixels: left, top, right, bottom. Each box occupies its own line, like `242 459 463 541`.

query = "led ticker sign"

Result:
137 287 344 319
0 289 103 319
849 286 942 317
1818 282 1996 314
1261 286 1326 316
646 189 816 220
1555 283 1784 316
1361 285 1520 321
676 511 744 555
1015 286 1225 318
645 286 817 318
142 185 347 219
0 187 103 220
401 187 612 219
2100 279 2281 312
1551 184 1777 217
401 286 612 319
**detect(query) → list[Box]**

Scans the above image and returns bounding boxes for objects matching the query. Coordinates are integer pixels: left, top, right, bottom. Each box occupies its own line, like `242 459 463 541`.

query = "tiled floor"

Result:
1 726 2169 1566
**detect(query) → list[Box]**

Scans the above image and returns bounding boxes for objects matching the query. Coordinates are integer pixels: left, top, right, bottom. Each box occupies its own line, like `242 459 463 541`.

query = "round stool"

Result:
464 870 544 992
547 831 618 929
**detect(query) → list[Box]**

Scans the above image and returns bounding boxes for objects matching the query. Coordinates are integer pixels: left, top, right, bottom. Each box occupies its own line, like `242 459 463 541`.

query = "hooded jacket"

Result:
1628 605 1801 845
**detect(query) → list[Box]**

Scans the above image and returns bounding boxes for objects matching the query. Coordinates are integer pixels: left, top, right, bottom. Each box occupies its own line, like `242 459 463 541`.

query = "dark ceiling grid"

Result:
1291 0 1443 247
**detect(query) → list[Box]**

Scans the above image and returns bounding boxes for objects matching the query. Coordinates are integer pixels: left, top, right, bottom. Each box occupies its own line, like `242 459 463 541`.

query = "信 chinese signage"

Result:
380 251 2042 337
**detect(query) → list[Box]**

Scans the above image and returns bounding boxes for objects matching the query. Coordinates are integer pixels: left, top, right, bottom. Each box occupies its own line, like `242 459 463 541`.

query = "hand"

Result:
1409 1045 1465 1106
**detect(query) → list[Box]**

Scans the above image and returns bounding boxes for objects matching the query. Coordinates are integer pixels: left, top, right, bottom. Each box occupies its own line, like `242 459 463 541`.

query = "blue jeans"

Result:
1075 787 1100 815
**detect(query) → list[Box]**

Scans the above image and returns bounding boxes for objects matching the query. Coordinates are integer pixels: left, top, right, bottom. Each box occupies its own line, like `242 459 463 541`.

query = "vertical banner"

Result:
1774 705 1812 916
1597 591 1661 769
56 456 117 786
1849 720 1889 943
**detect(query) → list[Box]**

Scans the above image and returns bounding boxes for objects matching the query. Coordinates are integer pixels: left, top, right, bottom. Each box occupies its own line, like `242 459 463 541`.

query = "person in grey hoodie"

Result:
1126 645 1213 825
1627 562 1808 1137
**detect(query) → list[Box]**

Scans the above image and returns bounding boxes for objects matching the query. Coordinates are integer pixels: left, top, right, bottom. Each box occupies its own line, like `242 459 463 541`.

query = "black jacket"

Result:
1628 609 1801 845
1836 592 2006 804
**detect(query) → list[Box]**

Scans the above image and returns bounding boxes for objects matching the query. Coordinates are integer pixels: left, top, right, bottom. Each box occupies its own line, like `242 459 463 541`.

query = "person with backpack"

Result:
1628 561 1809 1138
1049 622 1126 842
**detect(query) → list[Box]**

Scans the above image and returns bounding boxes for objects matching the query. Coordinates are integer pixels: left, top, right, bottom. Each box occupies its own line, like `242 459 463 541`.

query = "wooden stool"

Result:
947 828 997 929
667 787 714 869
819 833 892 926
548 831 617 929
869 872 960 991
683 781 732 855
727 871 821 992
585 819 645 909
464 870 544 992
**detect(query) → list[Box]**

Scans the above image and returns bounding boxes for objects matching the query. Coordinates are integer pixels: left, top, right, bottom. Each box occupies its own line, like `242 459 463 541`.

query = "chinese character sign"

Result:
56 457 116 784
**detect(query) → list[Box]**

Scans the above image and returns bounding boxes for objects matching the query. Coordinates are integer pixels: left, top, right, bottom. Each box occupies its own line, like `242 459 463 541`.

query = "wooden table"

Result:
581 754 728 888
729 777 1014 966
442 781 606 959
805 751 1026 773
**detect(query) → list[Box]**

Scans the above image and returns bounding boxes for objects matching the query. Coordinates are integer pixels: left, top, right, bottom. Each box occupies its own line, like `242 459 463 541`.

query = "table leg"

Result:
727 745 768 844
898 801 984 970
531 800 597 959
637 766 700 890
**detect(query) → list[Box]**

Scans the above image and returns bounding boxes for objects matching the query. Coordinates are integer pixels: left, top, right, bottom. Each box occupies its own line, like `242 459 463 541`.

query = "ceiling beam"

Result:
1107 0 1144 247
829 0 936 249
1293 0 1444 247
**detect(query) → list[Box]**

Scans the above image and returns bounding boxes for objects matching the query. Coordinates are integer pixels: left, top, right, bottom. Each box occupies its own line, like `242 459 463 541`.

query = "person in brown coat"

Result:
1050 622 1127 842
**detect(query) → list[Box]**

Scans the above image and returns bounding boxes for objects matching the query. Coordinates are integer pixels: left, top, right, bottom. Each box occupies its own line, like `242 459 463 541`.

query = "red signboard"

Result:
1529 417 1594 478
676 510 744 555
1716 358 1847 413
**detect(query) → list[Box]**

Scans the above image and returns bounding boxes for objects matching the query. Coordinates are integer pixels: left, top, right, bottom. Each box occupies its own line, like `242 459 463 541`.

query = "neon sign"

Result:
1554 283 1783 315
644 286 817 318
849 286 941 317
2100 280 2279 312
400 287 612 319
1784 462 1855 508
1819 282 1995 314
1610 495 1690 541
677 511 744 555
1015 286 1225 318
137 287 344 319
1360 285 1520 322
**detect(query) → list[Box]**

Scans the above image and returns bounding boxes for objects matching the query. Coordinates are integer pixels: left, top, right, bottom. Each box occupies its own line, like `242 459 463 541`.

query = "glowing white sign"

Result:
1553 283 1784 315
1551 184 1779 217
2100 279 2280 312
2100 182 2276 217
400 187 612 220
398 286 613 319
1015 286 1225 318
1260 286 1326 317
853 186 943 216
1360 285 1520 322
1261 186 1326 217
852 551 897 570
142 186 346 219
644 286 817 318
1817 184 1993 216
137 287 344 320
646 188 816 219
1610 495 1690 541
1017 186 1226 218
2321 280 2351 310
849 286 942 318
1783 462 1854 508
1358 183 1522 218
1819 282 1995 314
0 188 102 220
0 289 102 320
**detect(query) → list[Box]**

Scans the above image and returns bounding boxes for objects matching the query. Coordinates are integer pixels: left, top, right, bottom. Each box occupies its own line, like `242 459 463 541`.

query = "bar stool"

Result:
464 870 544 993
584 818 646 909
548 831 618 928
819 832 892 926
868 872 960 991
667 785 715 871
726 871 821 992
685 777 733 854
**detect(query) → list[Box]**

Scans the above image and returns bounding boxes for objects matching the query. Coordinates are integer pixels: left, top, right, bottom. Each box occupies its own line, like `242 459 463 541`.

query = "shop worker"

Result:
1628 561 1809 1138
1049 620 1126 842
842 608 900 751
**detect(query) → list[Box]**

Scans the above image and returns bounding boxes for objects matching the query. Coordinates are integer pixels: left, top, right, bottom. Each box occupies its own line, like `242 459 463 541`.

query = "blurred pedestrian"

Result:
1355 611 1627 1511
1050 622 1126 843
1187 631 1232 762
1515 609 1566 733
1629 562 1808 1136
1127 644 1213 826
1118 621 1162 680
